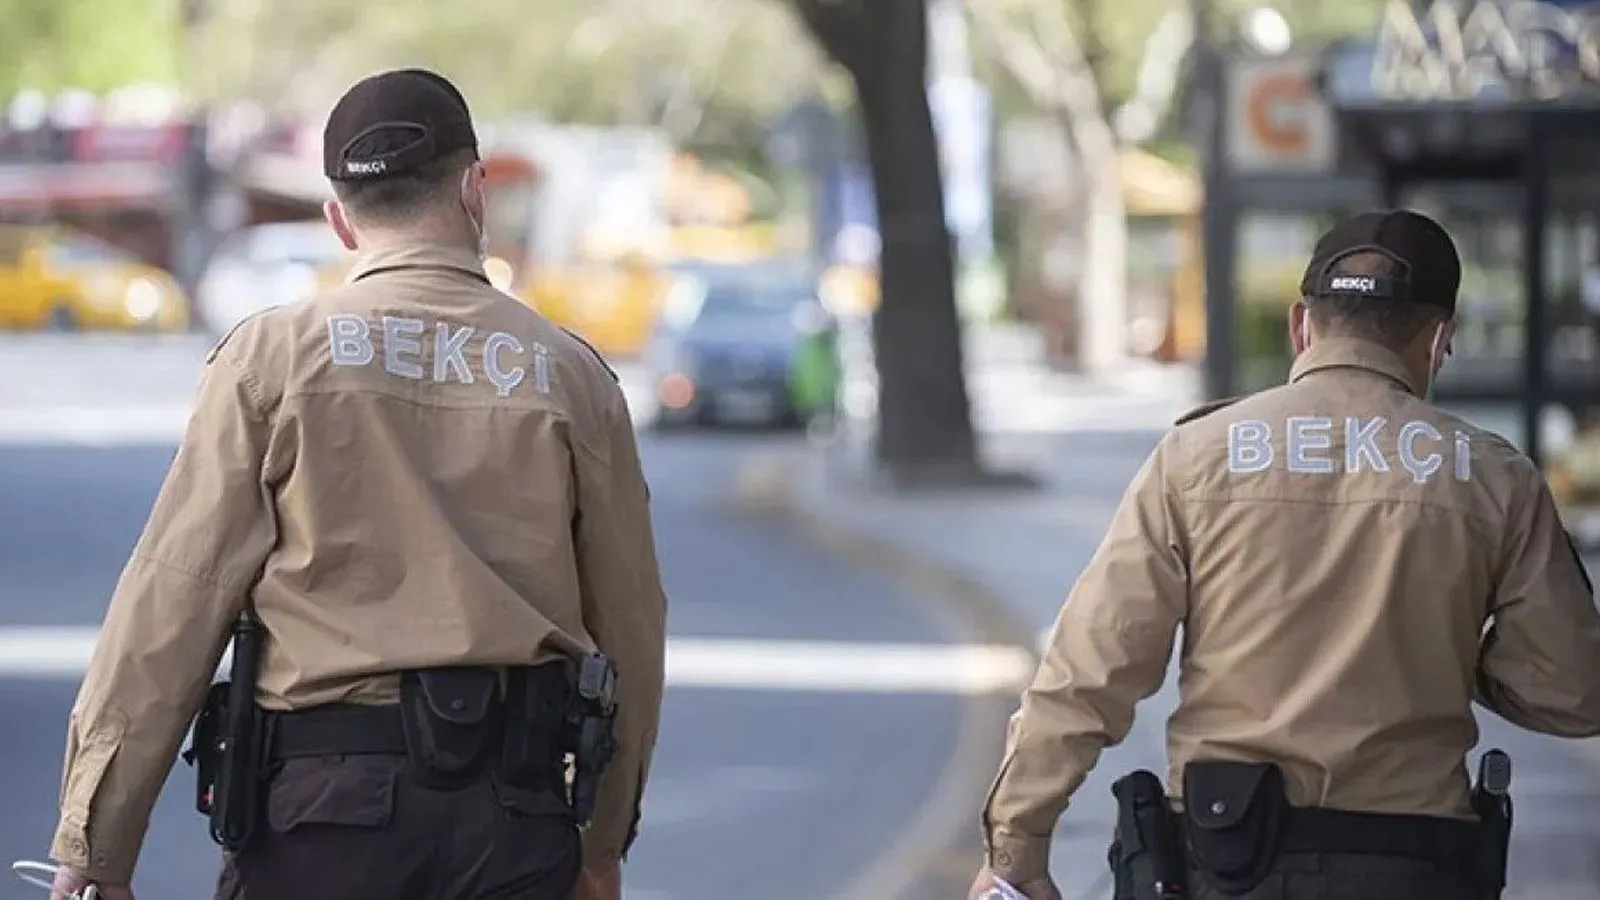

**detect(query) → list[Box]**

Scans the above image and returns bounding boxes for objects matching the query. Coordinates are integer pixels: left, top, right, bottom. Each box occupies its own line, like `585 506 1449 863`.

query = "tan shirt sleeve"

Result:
50 350 277 884
572 383 668 864
1476 467 1600 737
982 437 1188 884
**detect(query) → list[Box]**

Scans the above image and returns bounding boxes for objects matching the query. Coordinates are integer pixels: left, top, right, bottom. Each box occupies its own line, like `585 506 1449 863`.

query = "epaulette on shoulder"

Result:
205 307 278 364
1174 396 1240 426
561 327 619 383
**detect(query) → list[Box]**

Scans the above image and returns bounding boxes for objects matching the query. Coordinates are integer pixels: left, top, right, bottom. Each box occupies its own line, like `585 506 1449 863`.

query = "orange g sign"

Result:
1227 57 1335 173
1248 72 1311 154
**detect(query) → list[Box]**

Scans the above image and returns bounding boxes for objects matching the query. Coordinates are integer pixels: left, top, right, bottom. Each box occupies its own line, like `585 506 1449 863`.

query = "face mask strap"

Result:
460 169 488 258
1422 321 1450 400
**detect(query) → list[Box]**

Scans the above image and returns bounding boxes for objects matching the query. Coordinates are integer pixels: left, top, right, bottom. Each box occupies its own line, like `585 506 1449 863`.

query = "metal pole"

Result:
1380 167 1404 208
1194 0 1238 400
1523 113 1548 465
175 0 213 309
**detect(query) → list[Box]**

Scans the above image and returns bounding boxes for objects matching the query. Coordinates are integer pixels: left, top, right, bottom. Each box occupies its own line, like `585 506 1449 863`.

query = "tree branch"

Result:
967 0 1107 149
657 1 743 140
1026 0 1098 93
1113 9 1194 144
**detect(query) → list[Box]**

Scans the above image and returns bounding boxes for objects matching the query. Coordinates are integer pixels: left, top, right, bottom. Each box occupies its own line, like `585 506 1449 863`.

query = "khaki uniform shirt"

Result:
52 242 668 883
982 337 1600 884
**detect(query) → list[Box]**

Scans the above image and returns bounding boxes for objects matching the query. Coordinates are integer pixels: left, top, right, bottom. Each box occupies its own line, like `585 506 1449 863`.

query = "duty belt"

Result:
1274 806 1480 868
267 703 408 760
264 662 572 764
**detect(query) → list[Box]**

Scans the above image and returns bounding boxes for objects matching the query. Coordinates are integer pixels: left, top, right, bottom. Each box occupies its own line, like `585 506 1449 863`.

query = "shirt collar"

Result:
346 241 488 285
1289 337 1424 396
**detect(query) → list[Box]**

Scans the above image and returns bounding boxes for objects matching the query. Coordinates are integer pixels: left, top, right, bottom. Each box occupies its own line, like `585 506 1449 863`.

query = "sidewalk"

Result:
761 361 1600 900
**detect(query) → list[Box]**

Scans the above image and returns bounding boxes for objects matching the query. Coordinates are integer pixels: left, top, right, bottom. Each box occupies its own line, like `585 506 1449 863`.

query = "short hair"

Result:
330 134 476 225
1304 251 1447 349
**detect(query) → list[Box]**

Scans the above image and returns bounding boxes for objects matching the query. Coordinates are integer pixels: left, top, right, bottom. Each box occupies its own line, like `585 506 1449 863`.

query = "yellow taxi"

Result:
520 255 668 359
0 225 189 332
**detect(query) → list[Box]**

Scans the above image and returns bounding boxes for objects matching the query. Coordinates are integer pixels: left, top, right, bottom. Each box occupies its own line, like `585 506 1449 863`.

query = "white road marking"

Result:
0 627 1035 695
664 637 1034 693
0 406 195 446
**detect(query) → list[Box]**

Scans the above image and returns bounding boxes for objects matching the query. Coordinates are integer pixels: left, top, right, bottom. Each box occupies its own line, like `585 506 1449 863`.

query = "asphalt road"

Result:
0 336 1000 900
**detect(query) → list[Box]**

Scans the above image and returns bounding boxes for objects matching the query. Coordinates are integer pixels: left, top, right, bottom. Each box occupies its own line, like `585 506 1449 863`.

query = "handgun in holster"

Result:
1471 749 1512 900
182 609 268 852
564 652 619 826
1109 770 1187 899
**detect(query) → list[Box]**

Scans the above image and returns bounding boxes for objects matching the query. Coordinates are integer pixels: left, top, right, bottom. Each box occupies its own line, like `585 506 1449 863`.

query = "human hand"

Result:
573 859 621 900
49 865 134 900
965 865 1061 900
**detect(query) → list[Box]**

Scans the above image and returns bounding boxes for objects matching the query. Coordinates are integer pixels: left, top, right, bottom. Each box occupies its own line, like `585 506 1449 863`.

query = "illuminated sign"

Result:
1371 0 1600 100
1226 55 1337 173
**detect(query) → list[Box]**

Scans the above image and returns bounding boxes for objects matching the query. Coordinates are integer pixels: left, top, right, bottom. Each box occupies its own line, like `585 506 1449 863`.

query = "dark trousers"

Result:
1188 852 1479 900
216 755 579 900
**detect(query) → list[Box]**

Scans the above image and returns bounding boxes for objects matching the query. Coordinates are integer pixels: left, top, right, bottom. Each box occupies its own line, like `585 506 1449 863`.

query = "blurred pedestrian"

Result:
967 210 1600 900
47 68 666 900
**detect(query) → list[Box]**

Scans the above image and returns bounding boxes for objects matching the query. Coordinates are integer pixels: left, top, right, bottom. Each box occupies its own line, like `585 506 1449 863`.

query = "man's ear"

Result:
1289 299 1311 354
324 200 359 251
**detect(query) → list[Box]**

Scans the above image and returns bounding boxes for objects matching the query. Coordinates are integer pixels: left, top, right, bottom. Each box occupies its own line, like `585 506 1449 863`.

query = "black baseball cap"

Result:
1299 209 1461 314
323 68 479 181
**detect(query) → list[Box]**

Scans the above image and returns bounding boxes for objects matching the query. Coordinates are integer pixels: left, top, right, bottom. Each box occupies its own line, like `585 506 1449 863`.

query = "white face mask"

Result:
1423 322 1447 400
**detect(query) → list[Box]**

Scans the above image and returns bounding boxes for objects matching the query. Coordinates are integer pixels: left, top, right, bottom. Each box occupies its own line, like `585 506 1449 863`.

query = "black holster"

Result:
1183 761 1288 895
1472 749 1513 900
182 611 268 852
561 653 619 826
1109 769 1188 899
502 662 574 790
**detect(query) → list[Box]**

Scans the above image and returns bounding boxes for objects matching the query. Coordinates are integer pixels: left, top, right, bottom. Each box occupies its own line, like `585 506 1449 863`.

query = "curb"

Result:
727 452 1041 900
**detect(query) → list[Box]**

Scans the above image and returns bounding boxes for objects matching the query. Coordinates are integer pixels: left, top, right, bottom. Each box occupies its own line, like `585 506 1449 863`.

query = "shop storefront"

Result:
0 118 188 269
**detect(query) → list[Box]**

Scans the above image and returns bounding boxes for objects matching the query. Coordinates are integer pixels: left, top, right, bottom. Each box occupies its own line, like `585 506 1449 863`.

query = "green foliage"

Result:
0 0 823 170
0 0 178 97
980 0 1391 144
195 0 822 136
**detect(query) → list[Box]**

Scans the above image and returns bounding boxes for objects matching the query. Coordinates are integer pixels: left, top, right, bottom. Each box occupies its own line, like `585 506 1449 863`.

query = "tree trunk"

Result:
858 29 976 472
1067 111 1127 375
791 0 979 479
966 4 1131 377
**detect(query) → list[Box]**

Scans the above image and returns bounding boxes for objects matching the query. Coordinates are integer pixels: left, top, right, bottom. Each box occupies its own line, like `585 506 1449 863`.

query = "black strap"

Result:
1279 806 1479 865
267 704 408 760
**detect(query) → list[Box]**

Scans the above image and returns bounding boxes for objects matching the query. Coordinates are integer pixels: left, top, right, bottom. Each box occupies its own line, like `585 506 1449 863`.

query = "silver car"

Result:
196 221 351 334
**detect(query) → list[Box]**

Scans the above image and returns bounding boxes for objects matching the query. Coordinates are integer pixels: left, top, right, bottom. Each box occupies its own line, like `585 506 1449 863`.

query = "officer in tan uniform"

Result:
967 210 1600 900
48 68 666 900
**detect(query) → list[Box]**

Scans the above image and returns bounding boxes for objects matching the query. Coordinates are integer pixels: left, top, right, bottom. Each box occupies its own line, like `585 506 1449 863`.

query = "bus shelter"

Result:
1200 8 1600 475
1317 35 1600 469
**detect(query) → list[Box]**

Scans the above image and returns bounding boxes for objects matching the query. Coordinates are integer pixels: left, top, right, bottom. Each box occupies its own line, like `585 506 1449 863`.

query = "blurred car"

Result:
646 268 840 429
0 225 189 332
197 220 352 334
